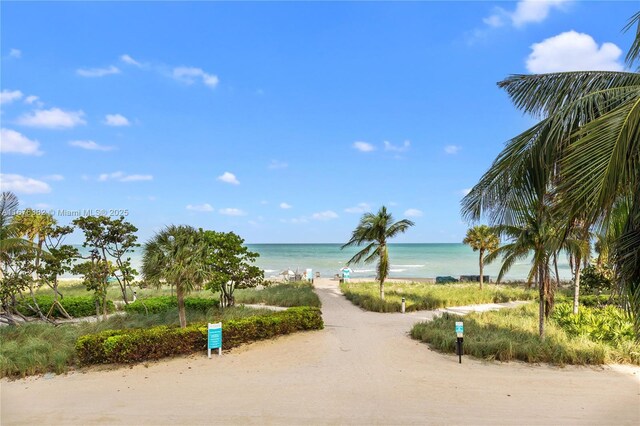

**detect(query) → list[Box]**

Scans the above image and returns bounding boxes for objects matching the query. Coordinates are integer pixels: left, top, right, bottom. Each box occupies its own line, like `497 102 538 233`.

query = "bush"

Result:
124 296 219 314
15 295 115 318
580 263 615 294
76 306 323 365
552 303 635 344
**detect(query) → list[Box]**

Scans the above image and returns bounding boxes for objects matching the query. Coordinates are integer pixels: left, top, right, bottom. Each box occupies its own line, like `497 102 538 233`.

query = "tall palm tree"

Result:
0 192 29 271
462 13 640 336
342 206 414 300
142 225 209 328
463 225 499 289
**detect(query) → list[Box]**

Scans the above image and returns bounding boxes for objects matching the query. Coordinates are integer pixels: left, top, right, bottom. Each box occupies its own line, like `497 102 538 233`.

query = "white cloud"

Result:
404 208 423 217
16 108 86 129
186 203 214 212
484 0 570 29
104 114 131 127
483 15 504 28
280 202 292 209
268 160 288 170
43 174 64 181
0 128 43 155
0 89 23 104
311 210 338 221
219 208 246 216
24 95 41 106
383 140 411 152
9 48 22 58
120 54 142 67
344 203 371 214
526 31 623 73
98 172 153 182
353 141 375 152
120 174 153 182
217 172 239 185
444 145 461 154
0 174 51 194
173 67 219 88
69 140 115 151
282 216 309 224
76 65 121 77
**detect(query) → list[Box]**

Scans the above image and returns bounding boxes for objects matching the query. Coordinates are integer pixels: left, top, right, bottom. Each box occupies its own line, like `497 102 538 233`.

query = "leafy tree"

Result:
462 225 499 289
342 206 414 300
40 226 78 319
142 225 209 328
72 257 113 320
462 14 640 337
202 230 263 307
73 215 139 304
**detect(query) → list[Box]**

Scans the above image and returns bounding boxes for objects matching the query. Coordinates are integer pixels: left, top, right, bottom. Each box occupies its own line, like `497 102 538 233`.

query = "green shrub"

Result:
76 306 323 365
124 296 219 314
580 264 615 294
15 295 115 318
552 303 635 343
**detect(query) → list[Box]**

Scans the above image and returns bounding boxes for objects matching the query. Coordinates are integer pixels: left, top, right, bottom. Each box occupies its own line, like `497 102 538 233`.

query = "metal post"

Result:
401 297 406 314
456 337 463 363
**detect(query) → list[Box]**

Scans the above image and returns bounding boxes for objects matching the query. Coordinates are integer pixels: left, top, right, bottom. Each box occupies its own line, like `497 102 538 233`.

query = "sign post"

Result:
455 321 464 364
342 268 351 282
306 268 313 282
208 322 222 358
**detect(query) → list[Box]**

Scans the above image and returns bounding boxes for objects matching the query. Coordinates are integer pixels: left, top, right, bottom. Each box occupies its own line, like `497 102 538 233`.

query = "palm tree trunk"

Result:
572 259 581 315
479 249 485 290
538 263 545 339
177 284 186 328
379 277 385 300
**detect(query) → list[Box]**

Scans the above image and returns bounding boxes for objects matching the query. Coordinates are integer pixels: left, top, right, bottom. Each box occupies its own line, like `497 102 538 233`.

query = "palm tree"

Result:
462 13 640 336
463 225 499 289
0 192 29 270
342 206 414 300
142 225 209 328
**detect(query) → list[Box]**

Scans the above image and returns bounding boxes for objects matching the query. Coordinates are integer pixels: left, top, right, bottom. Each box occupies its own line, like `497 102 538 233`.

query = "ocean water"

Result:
69 243 573 281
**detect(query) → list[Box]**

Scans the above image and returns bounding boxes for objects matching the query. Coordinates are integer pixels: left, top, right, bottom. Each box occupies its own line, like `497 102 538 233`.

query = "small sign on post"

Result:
208 322 222 358
455 321 464 363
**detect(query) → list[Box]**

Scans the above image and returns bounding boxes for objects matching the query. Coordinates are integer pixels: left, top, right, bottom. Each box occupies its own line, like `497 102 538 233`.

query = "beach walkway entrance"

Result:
2 278 639 425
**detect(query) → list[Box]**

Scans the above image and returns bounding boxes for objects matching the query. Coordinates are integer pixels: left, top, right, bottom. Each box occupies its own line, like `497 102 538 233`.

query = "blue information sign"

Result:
207 322 222 358
455 321 464 336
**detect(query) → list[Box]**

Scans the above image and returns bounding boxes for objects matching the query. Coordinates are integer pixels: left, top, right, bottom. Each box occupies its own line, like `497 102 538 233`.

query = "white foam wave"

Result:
353 269 375 273
390 269 407 273
394 264 425 268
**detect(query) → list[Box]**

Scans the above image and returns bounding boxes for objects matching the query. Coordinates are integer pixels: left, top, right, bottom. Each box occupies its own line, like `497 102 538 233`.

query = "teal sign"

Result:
208 323 222 349
455 321 464 336
342 268 351 279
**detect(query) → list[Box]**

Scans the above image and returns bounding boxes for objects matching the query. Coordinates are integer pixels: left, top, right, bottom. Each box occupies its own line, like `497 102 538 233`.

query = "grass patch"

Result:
0 306 276 378
340 281 536 312
235 281 321 307
410 302 640 365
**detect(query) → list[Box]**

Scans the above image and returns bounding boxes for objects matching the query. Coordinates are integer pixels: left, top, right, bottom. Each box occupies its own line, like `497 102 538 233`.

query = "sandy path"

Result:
2 278 639 425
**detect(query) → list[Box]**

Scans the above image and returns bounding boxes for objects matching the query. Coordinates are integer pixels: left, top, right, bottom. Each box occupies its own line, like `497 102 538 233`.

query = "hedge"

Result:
124 296 219 314
16 295 115 318
76 306 324 364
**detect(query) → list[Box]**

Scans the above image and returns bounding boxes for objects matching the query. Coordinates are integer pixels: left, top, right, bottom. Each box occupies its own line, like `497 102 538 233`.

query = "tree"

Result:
483 198 560 339
202 231 263 307
342 206 414 300
40 226 78 319
462 225 499 289
462 13 640 337
142 225 209 328
73 215 139 304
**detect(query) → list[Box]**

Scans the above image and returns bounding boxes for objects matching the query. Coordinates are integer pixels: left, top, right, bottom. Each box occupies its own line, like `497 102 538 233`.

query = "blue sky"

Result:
1 1 637 244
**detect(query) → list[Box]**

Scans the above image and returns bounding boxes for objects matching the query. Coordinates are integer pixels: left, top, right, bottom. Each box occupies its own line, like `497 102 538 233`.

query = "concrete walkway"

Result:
2 278 639 425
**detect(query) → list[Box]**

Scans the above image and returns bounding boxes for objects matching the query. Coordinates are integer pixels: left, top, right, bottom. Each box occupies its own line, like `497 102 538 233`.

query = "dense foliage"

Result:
16 295 115 318
235 281 321 307
76 307 323 365
580 264 615 295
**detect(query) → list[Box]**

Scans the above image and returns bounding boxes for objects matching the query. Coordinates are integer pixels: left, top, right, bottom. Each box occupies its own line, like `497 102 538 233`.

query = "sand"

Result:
2 278 639 425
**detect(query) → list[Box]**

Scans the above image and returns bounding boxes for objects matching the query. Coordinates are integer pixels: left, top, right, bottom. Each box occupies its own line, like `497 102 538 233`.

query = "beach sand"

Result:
2 278 639 425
